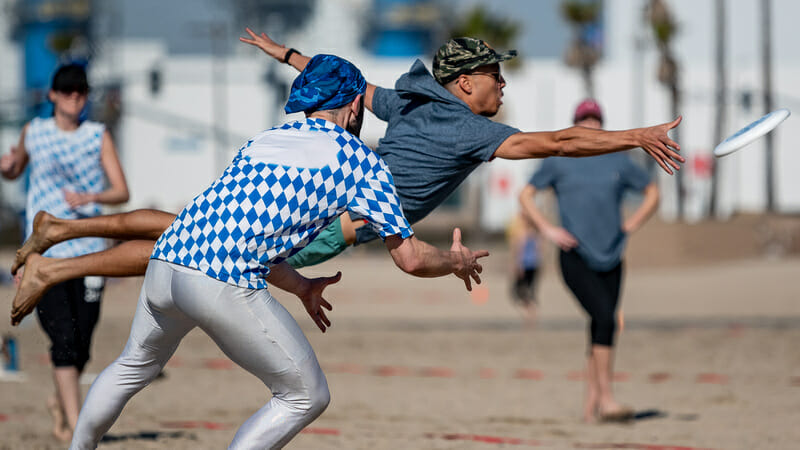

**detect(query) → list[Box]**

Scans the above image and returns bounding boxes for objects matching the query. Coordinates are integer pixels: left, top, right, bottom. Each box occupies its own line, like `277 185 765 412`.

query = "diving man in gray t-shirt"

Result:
240 30 683 267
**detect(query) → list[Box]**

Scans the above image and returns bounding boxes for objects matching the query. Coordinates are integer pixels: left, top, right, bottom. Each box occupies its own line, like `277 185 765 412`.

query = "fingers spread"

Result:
665 138 681 151
656 156 673 175
471 273 482 285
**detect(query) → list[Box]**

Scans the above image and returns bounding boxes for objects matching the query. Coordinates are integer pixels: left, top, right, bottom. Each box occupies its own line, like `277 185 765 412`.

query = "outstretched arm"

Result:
494 117 684 175
384 228 489 292
623 182 659 234
239 28 378 113
518 184 577 251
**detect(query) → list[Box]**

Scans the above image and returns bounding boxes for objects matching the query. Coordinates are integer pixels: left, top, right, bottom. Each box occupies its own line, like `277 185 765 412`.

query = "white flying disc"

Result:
714 108 791 157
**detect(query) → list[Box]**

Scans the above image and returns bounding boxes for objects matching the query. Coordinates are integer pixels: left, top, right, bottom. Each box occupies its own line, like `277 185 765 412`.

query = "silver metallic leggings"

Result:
70 260 330 450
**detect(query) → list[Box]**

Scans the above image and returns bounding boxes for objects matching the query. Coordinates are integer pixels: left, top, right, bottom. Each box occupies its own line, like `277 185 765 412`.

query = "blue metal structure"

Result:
18 0 91 118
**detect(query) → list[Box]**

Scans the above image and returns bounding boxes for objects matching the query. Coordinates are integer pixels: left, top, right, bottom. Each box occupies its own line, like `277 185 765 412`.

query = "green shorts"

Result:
286 217 350 269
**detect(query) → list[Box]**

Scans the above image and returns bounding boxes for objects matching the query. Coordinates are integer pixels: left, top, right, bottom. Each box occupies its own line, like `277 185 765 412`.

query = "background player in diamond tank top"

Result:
67 55 487 450
0 63 130 442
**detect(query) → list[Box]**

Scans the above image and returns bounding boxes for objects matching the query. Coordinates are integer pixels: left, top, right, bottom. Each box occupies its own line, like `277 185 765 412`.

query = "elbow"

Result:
553 135 576 157
544 129 573 157
114 188 130 205
395 254 424 276
518 185 535 206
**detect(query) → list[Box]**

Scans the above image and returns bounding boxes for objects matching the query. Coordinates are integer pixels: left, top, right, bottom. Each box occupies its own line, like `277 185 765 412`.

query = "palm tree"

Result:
647 0 683 219
448 6 521 68
709 0 726 217
561 0 602 98
761 0 775 212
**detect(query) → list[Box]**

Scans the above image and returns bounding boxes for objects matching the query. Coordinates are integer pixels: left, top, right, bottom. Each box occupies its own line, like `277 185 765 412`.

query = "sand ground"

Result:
0 217 798 450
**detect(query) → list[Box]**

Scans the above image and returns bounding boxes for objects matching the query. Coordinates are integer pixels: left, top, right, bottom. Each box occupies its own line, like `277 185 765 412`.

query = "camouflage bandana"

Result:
432 37 517 85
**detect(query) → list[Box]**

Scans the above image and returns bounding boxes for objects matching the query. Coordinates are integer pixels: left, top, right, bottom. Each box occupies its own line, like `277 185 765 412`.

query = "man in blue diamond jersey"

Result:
68 55 488 450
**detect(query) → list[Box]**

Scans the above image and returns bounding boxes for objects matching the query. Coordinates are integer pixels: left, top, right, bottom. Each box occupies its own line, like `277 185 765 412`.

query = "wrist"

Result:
630 128 645 147
450 251 464 274
283 48 300 64
297 277 312 299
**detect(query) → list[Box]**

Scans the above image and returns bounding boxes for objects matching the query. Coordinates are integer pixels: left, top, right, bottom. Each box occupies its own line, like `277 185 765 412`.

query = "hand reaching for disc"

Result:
637 116 684 175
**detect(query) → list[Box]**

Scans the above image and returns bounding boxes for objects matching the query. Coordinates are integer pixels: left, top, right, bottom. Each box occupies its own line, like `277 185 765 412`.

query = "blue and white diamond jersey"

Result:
25 117 107 258
152 118 414 289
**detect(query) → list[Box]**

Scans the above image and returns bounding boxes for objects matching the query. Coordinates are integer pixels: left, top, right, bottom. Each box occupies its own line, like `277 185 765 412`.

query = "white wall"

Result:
0 7 25 213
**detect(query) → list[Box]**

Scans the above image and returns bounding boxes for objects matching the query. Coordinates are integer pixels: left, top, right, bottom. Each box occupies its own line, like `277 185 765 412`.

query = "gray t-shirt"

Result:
530 153 651 271
370 59 520 225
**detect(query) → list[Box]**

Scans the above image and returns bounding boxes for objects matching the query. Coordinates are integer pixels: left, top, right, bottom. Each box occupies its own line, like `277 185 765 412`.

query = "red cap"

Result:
573 99 603 124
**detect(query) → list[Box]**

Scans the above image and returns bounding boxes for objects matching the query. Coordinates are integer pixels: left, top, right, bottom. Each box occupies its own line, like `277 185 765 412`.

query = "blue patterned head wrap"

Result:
285 54 367 114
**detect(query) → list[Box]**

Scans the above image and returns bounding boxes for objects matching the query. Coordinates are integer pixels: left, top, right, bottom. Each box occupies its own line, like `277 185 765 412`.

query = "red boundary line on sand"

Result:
426 432 544 446
153 423 710 449
301 427 340 436
425 433 714 450
160 420 230 430
0 413 716 449
34 352 796 386
159 421 339 435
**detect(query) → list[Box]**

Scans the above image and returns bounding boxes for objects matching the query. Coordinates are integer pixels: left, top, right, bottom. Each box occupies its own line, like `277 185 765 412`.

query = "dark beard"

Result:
345 96 365 137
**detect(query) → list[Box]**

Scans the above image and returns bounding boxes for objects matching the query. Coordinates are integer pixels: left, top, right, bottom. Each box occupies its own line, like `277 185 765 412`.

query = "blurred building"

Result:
1 0 799 238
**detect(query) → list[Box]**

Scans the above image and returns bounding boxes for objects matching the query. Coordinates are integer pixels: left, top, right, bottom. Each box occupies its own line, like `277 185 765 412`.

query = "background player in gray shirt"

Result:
519 99 660 423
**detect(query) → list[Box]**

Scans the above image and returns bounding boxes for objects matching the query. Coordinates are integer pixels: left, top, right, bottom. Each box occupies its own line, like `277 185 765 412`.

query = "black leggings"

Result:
559 250 622 347
36 278 102 372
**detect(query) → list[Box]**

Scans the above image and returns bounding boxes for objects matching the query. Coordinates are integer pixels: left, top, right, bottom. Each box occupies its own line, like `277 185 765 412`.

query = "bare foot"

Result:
597 403 635 423
10 254 53 326
584 393 599 424
47 396 72 442
12 211 58 275
518 302 537 328
53 426 73 443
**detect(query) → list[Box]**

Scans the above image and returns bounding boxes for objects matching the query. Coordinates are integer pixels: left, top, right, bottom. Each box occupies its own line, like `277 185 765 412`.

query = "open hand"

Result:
239 28 287 61
543 225 578 251
299 271 341 332
63 190 93 209
450 228 489 291
1 146 18 176
638 116 684 175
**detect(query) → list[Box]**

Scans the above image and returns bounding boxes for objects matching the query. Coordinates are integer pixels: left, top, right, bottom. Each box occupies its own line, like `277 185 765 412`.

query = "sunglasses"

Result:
470 71 504 83
54 89 89 96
